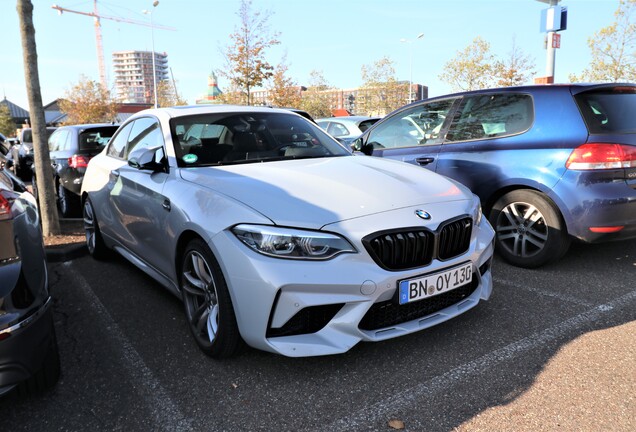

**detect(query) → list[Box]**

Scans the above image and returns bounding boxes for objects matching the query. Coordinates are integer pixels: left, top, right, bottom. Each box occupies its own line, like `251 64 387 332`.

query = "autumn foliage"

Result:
59 76 119 125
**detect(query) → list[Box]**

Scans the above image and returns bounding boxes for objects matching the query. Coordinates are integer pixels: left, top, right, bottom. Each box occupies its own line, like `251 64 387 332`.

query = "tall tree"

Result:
0 105 15 137
220 0 280 105
17 0 60 236
439 36 498 92
157 80 187 107
495 38 536 87
59 76 119 125
299 70 333 119
360 56 403 116
216 80 244 105
570 0 636 82
268 56 302 108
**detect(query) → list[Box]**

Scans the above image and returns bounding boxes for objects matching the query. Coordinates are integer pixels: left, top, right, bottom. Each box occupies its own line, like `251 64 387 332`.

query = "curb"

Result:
46 243 88 263
46 218 87 263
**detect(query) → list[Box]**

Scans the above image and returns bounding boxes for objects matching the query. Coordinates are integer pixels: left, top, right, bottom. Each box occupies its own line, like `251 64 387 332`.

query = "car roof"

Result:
317 116 380 123
57 123 119 131
409 82 636 105
128 104 307 122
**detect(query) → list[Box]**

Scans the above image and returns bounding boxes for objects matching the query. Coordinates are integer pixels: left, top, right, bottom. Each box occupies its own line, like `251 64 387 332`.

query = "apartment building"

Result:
113 50 169 104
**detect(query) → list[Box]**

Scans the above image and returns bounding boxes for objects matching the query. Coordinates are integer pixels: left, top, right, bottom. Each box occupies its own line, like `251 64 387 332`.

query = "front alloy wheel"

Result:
83 197 109 259
181 239 242 358
490 190 570 268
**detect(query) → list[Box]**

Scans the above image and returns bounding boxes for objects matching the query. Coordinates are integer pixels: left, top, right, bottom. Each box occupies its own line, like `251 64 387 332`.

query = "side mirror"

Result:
128 145 166 172
350 137 363 152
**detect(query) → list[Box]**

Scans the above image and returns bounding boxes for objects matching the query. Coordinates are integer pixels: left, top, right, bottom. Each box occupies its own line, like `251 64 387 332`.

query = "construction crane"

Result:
51 1 176 89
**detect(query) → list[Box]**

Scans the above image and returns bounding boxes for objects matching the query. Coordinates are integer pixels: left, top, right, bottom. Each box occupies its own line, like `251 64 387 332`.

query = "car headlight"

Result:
473 194 483 225
232 224 356 260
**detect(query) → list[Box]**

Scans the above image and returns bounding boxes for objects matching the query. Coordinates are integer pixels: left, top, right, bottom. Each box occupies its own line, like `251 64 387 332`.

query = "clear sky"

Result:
0 0 621 112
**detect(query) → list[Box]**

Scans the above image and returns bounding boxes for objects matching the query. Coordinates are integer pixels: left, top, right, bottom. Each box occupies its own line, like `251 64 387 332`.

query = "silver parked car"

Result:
316 116 381 144
81 105 495 358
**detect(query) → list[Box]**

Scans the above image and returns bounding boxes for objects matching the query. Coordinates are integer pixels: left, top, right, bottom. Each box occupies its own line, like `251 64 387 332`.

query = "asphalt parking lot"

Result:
1 239 635 431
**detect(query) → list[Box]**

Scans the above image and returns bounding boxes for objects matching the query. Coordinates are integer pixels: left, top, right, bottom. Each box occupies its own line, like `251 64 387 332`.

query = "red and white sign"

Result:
551 33 561 49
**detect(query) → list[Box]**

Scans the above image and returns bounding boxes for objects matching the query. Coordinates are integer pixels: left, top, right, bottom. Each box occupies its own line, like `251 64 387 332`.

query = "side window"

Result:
50 130 70 152
367 99 456 149
107 122 134 159
446 93 533 142
59 130 71 151
125 117 164 159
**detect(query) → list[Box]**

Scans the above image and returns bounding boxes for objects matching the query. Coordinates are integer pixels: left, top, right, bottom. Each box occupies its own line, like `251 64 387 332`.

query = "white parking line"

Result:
63 262 194 432
494 277 594 307
326 289 636 431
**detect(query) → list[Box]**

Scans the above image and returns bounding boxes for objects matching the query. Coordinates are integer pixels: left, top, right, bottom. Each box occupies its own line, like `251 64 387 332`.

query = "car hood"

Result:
179 156 470 228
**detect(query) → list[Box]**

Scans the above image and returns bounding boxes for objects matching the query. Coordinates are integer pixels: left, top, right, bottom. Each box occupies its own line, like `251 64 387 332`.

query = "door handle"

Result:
162 199 171 211
415 157 435 166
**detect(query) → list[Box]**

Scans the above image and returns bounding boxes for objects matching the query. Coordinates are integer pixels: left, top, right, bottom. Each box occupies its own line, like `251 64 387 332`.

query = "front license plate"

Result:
398 262 473 305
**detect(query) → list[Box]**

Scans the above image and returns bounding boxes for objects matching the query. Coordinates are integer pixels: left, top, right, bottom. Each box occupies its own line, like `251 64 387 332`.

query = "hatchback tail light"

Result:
566 143 636 170
68 154 90 168
0 191 14 221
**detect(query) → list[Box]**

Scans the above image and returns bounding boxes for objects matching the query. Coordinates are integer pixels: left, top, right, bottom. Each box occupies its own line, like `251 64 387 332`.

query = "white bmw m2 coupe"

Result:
81 105 495 358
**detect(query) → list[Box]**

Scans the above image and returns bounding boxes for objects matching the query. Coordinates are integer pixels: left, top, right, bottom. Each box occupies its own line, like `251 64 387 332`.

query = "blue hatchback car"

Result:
352 83 636 268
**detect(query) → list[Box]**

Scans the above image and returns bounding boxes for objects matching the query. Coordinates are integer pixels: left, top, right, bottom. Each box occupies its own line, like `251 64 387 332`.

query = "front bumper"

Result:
211 210 495 357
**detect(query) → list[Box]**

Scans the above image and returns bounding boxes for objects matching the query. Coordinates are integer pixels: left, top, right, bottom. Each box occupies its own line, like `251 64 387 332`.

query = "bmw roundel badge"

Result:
415 209 431 220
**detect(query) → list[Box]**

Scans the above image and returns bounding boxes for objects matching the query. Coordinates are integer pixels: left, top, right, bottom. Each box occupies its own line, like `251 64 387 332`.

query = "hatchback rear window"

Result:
575 87 636 134
79 127 119 151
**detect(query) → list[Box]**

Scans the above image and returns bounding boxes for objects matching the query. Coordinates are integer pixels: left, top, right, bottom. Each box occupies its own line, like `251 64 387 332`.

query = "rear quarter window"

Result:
575 87 636 134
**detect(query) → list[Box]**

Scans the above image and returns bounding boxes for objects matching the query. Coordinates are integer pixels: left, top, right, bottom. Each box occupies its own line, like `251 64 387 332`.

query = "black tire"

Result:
489 189 571 268
31 175 39 204
17 320 61 397
180 239 244 358
10 149 20 178
57 181 80 218
83 197 110 260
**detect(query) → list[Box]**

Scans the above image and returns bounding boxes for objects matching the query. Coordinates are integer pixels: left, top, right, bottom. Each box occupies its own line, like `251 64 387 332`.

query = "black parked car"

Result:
0 153 60 397
0 133 10 156
11 127 57 181
36 123 118 217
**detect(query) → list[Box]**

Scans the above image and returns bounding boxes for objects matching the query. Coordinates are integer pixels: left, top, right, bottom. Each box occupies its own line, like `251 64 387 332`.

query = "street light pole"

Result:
143 1 159 108
400 33 424 103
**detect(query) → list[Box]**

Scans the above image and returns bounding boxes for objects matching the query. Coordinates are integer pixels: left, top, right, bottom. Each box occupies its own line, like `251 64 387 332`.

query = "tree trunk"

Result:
16 0 60 236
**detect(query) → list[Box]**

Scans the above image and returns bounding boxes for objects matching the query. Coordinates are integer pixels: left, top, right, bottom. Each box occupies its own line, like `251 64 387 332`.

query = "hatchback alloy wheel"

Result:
58 183 69 216
180 239 242 358
58 181 80 217
490 190 570 268
496 201 548 257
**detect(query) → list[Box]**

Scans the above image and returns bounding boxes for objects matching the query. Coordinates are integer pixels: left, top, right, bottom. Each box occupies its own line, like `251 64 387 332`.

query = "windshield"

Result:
171 112 350 166
21 128 56 144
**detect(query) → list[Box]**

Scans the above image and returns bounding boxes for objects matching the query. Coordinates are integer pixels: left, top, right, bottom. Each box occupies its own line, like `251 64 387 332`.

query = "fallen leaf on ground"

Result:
388 419 405 430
